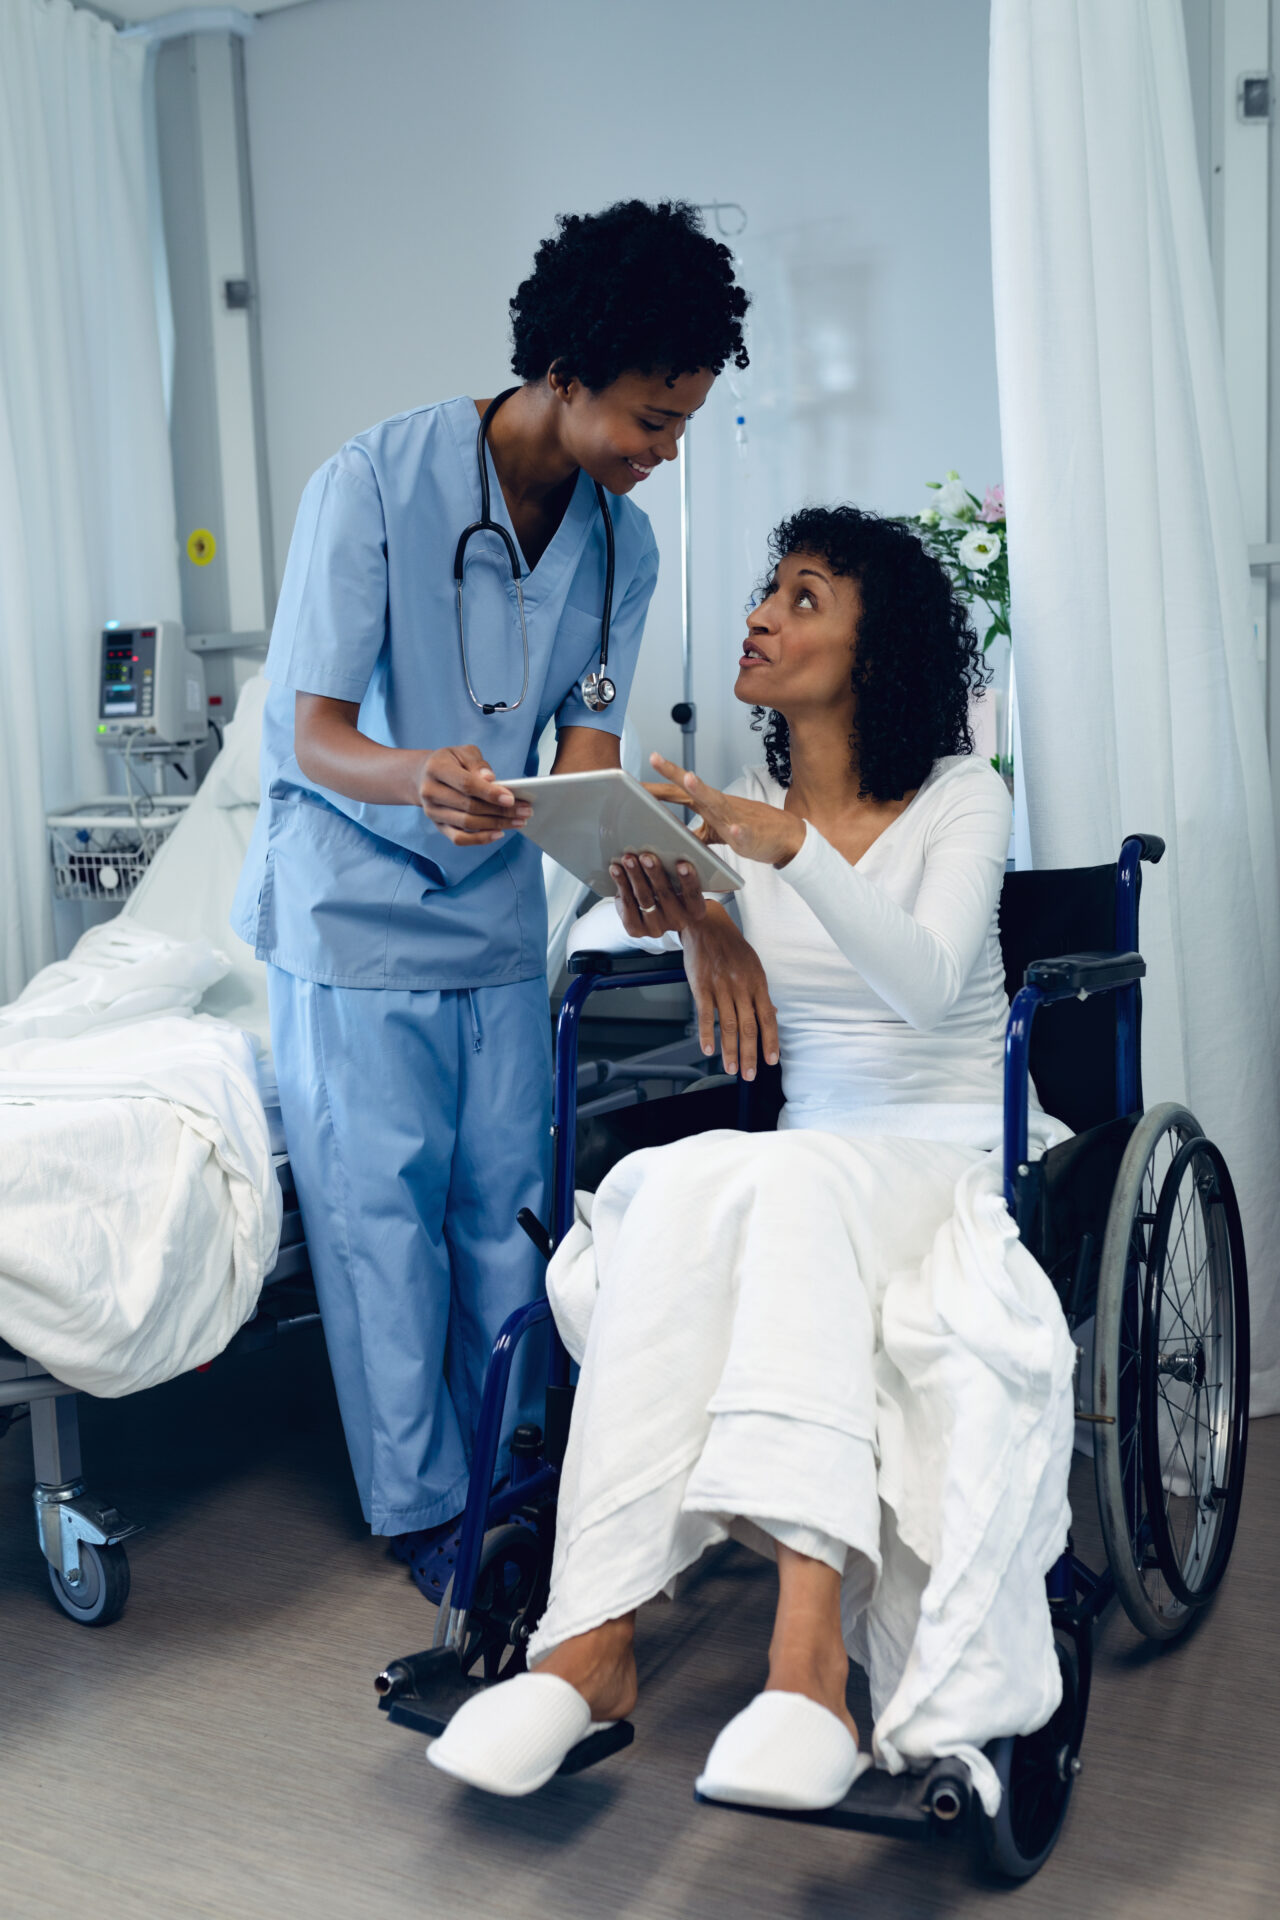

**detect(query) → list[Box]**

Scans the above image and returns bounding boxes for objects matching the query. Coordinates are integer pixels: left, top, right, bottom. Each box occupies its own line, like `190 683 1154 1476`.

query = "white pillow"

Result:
203 673 269 808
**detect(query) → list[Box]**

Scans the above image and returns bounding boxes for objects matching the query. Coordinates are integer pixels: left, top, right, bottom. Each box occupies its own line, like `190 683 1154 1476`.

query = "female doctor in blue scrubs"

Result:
232 202 750 1597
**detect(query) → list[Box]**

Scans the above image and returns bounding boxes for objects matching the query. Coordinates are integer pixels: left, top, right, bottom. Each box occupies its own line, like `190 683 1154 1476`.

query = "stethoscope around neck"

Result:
454 386 617 716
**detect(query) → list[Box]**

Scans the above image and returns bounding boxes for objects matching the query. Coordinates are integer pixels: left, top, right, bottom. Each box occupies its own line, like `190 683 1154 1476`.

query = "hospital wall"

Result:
241 0 1001 790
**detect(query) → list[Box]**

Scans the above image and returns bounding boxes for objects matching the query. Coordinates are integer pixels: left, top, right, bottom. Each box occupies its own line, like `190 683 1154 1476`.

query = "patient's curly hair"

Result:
510 201 749 389
752 506 987 801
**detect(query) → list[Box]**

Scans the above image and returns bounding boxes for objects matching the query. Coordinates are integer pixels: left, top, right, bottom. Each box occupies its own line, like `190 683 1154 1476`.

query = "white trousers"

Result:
527 1129 973 1664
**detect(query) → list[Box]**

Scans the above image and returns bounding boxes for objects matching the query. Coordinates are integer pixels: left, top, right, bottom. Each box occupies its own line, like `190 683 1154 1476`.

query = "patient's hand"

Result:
610 849 707 940
682 910 779 1080
611 865 777 1078
646 756 806 867
610 811 778 1081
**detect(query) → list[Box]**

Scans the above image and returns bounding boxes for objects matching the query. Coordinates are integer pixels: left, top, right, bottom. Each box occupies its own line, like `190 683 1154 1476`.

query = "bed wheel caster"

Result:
48 1540 131 1626
34 1482 141 1626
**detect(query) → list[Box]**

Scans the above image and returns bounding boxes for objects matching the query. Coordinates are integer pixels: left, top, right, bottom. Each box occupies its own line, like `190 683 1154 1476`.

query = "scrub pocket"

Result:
380 835 545 984
258 787 413 987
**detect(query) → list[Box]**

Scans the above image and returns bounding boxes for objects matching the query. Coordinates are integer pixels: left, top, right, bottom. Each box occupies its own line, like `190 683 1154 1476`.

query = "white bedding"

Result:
0 669 624 1395
0 924 281 1396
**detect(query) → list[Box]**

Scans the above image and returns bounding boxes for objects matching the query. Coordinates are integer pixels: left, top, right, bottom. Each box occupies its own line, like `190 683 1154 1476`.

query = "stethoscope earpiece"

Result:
457 389 615 718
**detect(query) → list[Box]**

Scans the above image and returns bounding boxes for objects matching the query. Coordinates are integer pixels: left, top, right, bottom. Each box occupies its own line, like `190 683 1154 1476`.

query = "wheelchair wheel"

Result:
1094 1103 1220 1640
431 1524 550 1682
979 1636 1085 1880
1139 1136 1249 1610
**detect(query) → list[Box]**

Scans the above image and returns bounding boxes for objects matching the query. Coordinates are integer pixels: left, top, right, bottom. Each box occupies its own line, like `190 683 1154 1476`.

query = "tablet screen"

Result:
504 769 742 898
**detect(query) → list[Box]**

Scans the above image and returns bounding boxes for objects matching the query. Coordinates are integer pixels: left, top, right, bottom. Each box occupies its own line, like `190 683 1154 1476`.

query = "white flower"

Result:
934 477 975 521
918 508 941 528
958 527 1002 570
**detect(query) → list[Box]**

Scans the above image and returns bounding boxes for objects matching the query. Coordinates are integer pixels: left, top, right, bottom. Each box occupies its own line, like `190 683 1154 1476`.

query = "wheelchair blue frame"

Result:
443 961 688 1650
441 836 1158 1658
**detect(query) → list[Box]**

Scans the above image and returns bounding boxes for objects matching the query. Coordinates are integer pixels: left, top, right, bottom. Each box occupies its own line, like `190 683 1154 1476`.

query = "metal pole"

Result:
671 203 747 779
675 434 696 775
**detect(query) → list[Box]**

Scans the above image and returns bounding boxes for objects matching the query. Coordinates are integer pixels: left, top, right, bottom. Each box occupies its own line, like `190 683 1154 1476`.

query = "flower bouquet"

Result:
916 473 1008 650
911 474 1013 786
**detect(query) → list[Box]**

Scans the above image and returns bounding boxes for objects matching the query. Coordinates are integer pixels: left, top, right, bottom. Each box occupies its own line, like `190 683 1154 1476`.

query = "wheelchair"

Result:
375 831 1250 1881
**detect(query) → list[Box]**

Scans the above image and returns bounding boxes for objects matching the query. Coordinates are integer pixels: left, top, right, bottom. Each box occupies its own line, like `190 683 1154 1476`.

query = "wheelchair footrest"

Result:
378 1648 482 1738
376 1646 635 1776
695 1757 972 1839
556 1720 635 1775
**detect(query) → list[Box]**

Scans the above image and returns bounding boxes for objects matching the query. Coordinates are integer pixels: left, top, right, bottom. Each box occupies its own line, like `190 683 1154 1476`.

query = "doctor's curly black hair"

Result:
752 506 988 801
510 200 749 389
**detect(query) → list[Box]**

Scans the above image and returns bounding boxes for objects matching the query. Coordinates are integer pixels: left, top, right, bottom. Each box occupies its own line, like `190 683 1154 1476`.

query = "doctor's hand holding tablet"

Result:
507 754 782 1082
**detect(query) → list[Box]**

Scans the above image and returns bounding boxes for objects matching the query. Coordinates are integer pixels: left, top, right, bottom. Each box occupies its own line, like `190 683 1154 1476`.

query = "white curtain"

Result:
989 0 1280 1412
0 0 179 999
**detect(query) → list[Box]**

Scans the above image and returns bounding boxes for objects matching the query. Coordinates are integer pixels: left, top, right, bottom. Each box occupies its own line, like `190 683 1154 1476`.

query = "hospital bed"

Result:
0 677 312 1621
1 678 686 1624
373 832 1250 1881
0 1172 315 1625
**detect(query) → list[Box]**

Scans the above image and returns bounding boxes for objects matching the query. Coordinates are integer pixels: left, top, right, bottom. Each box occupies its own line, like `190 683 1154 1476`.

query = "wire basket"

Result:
46 796 191 903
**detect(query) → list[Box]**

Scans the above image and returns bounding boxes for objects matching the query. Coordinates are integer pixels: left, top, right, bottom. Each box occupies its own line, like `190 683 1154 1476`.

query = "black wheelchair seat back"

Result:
999 860 1145 1314
998 862 1141 1134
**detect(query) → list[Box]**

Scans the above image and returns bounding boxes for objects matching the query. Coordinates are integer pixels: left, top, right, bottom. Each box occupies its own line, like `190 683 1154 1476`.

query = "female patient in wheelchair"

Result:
427 506 1076 1812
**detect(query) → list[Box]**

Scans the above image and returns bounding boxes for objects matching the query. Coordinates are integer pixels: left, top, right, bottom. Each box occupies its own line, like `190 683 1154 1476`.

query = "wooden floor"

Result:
2 1331 1276 1920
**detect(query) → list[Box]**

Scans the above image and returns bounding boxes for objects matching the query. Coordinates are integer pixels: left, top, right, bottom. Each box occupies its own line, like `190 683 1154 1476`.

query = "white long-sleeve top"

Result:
571 754 1059 1144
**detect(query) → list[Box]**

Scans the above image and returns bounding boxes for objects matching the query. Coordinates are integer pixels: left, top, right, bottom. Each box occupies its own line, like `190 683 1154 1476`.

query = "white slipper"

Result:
426 1672 613 1797
696 1691 873 1812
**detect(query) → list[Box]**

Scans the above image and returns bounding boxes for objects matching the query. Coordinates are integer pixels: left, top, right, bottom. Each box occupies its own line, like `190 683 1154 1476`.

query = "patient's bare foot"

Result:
533 1613 638 1723
765 1545 859 1744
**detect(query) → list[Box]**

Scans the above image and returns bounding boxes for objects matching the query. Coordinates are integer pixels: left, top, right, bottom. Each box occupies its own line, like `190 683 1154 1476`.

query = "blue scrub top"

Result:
232 397 658 990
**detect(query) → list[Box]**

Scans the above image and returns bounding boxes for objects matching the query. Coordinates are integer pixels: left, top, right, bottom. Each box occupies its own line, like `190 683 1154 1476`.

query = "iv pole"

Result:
676 434 695 773
672 201 747 778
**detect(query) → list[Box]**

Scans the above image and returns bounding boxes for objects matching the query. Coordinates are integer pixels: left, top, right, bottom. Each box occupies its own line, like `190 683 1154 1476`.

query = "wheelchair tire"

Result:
431 1524 550 1682
979 1637 1084 1880
1139 1136 1249 1610
47 1541 130 1626
1093 1103 1204 1639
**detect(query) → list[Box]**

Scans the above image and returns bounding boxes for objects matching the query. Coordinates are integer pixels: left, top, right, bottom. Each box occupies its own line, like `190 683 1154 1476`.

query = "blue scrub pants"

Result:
267 967 552 1535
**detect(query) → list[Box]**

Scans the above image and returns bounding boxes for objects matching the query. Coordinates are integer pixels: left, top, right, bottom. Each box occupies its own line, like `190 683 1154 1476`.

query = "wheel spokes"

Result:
1140 1138 1243 1606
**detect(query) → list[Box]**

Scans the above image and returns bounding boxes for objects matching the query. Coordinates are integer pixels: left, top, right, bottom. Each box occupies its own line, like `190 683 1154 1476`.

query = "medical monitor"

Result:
97 621 207 749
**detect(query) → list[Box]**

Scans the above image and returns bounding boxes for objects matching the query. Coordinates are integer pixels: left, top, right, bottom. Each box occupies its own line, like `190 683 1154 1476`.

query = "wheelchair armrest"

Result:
569 948 686 980
1024 950 1145 999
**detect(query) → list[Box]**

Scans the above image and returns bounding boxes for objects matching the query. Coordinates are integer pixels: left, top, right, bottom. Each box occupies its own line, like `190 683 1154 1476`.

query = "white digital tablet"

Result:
504 768 742 899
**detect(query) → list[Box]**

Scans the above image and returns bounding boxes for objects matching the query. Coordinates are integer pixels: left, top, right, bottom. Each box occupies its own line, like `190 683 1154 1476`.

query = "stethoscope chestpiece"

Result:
581 672 616 713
